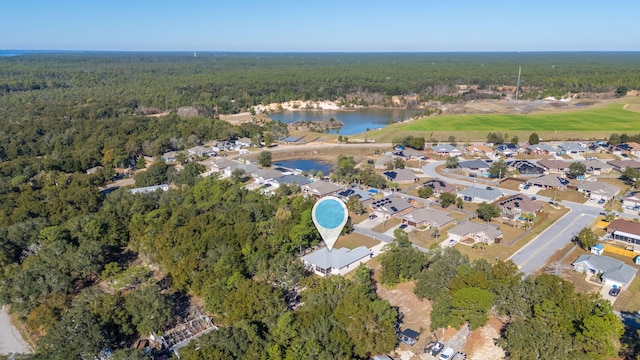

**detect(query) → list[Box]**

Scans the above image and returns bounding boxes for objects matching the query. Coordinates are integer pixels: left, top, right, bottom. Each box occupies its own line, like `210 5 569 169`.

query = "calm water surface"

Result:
269 108 423 135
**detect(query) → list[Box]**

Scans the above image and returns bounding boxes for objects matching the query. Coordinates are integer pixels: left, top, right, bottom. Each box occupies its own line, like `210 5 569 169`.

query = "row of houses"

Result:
407 141 640 160
161 138 255 163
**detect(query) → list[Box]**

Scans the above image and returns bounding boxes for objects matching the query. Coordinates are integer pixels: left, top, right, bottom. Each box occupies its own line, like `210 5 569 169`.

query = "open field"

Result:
334 233 381 250
362 98 640 142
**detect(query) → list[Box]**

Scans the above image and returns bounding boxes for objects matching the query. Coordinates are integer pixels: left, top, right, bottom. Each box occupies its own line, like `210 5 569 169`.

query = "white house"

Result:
301 246 373 276
457 187 503 203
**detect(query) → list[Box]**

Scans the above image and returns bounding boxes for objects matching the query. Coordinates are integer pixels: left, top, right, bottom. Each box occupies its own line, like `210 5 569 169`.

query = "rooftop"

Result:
301 246 372 270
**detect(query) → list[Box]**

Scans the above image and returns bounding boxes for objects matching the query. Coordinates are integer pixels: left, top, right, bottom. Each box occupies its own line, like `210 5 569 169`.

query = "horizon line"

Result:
3 49 640 54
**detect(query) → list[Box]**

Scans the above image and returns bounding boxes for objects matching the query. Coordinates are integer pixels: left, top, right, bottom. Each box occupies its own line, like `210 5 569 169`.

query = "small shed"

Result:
399 328 420 345
591 243 604 255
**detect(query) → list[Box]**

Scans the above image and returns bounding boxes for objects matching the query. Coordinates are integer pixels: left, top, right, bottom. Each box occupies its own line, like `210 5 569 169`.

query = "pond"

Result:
275 159 333 174
268 108 423 135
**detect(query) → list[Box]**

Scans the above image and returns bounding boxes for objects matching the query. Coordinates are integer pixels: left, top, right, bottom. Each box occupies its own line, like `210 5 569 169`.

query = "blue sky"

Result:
3 0 639 51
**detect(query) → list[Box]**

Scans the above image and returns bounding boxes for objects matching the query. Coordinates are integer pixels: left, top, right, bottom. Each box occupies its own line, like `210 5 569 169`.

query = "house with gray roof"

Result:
458 159 490 173
383 168 419 183
448 221 503 244
268 174 311 187
457 186 503 203
526 143 557 155
234 137 253 148
130 184 169 194
187 145 216 158
400 208 454 229
161 150 181 163
375 156 394 170
430 144 461 157
572 254 637 288
576 181 620 201
252 169 286 184
301 180 343 198
525 174 568 189
558 142 587 154
301 246 373 276
581 159 613 174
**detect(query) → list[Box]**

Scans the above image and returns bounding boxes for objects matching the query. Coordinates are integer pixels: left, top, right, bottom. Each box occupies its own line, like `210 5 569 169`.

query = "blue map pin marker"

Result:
312 196 348 251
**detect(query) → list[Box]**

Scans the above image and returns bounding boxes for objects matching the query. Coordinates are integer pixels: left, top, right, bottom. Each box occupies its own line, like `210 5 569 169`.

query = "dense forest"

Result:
1 52 639 359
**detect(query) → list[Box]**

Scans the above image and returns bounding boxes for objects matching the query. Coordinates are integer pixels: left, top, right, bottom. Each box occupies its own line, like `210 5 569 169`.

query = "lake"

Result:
268 108 423 135
275 159 333 174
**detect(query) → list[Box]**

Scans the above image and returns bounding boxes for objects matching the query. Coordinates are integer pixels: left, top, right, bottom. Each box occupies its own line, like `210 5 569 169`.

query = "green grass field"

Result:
362 101 640 142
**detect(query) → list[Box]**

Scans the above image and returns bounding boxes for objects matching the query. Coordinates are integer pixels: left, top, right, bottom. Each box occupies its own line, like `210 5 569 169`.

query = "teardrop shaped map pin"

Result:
312 196 348 251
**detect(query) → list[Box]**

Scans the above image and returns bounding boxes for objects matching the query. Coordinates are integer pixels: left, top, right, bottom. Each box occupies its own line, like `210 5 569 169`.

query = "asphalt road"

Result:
0 306 31 355
422 161 603 275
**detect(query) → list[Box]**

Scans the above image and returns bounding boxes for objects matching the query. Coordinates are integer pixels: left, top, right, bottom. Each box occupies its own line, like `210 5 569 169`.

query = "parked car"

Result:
430 342 444 356
447 239 457 247
609 287 620 297
440 347 455 360
531 196 537 201
368 214 377 220
597 199 606 205
399 223 408 229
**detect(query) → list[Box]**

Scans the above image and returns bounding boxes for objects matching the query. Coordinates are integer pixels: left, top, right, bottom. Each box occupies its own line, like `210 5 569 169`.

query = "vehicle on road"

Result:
440 347 455 359
609 287 620 297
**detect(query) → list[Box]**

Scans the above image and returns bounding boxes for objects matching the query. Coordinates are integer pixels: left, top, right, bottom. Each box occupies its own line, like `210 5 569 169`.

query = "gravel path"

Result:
0 306 31 355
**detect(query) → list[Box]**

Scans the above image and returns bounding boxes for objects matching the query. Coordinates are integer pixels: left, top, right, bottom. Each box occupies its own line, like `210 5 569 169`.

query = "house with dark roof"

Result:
495 143 521 157
448 221 503 244
400 208 454 229
457 186 503 203
606 219 640 248
336 188 373 204
301 180 343 198
506 160 545 175
498 194 542 222
398 329 420 345
371 197 413 216
572 254 637 288
423 178 458 195
576 181 620 201
383 168 419 183
301 246 373 276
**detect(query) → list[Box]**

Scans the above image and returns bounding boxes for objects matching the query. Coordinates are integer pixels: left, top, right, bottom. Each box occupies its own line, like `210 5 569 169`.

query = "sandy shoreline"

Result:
0 305 31 355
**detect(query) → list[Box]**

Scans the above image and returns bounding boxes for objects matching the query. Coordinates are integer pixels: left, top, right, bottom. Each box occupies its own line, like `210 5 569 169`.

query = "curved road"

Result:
422 161 602 274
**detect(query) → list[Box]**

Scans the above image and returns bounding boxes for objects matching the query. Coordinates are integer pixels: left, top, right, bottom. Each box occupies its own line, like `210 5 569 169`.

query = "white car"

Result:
440 347 455 360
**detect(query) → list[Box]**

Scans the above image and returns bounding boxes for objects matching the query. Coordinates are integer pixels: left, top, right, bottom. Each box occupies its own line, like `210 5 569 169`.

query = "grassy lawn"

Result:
372 217 401 232
410 224 452 249
615 276 640 313
335 232 381 250
362 102 640 142
538 188 588 203
499 179 526 191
